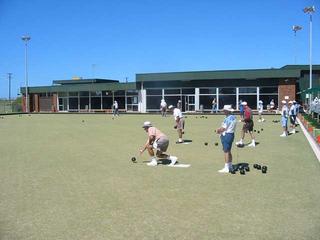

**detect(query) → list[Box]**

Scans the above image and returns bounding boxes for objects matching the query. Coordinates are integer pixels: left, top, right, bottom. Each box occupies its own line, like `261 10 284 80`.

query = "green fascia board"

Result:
21 82 136 94
136 69 301 82
53 79 119 85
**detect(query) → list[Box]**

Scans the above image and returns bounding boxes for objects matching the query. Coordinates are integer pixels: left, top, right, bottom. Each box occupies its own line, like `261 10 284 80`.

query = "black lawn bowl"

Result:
261 128 264 131
240 169 245 175
256 165 261 170
254 130 256 132
262 166 267 173
253 164 258 169
257 131 260 134
204 142 208 146
82 120 85 123
205 117 208 119
230 169 236 174
214 142 218 146
131 157 137 163
237 143 245 148
245 166 250 172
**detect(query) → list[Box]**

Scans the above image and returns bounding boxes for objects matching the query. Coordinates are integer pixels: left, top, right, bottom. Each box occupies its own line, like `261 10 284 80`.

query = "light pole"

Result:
7 73 12 102
22 35 31 112
303 6 315 90
292 25 302 64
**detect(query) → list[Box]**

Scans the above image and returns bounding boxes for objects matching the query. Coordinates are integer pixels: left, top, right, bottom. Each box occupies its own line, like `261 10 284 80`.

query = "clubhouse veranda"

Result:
21 65 320 113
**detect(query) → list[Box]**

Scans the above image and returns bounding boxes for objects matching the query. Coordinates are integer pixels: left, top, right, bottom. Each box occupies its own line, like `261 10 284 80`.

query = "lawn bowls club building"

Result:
21 65 320 113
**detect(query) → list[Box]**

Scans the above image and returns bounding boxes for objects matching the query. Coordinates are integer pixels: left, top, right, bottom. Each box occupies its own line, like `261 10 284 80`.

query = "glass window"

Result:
69 92 78 97
164 89 181 95
218 95 236 109
58 92 67 97
164 96 182 107
200 88 216 94
259 95 278 109
102 97 113 109
126 90 138 96
91 91 101 96
127 96 138 104
80 91 89 97
91 97 101 109
69 98 78 110
146 89 162 95
102 90 112 96
200 96 217 109
147 96 163 109
80 98 89 109
114 90 125 96
239 87 257 94
259 87 278 94
239 95 257 109
219 88 236 94
182 88 195 94
114 97 125 108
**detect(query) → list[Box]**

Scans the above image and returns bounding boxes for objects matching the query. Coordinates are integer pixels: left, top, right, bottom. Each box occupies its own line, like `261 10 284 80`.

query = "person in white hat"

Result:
280 100 289 137
168 105 185 143
140 121 178 166
258 100 265 122
288 100 297 134
236 101 256 147
216 105 237 173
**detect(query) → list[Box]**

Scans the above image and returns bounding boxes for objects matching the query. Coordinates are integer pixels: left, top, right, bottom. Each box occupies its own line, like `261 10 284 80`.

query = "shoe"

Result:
248 142 255 147
168 156 178 166
280 133 287 137
236 141 243 146
218 167 230 173
147 159 158 166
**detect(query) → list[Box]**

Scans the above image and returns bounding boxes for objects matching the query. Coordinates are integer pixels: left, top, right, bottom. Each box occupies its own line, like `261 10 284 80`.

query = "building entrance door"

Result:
184 95 195 112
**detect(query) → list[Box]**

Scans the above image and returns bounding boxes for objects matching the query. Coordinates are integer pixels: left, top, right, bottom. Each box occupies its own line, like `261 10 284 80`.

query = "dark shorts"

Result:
243 120 254 132
290 115 296 125
220 133 234 153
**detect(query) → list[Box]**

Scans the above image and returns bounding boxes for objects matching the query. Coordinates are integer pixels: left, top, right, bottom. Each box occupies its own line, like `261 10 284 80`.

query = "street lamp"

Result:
21 35 31 112
292 25 302 64
303 6 315 90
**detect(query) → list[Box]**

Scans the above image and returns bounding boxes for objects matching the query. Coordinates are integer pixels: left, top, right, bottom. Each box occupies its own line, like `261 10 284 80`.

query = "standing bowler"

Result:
216 105 237 173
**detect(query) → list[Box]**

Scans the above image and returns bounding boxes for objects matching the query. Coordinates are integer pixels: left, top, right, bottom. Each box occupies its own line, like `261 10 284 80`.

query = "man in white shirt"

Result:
280 100 289 137
168 105 185 143
216 105 237 173
160 99 167 117
258 100 265 122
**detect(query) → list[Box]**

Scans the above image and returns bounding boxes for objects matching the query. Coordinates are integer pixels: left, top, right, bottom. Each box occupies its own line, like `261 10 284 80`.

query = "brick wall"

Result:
278 78 296 107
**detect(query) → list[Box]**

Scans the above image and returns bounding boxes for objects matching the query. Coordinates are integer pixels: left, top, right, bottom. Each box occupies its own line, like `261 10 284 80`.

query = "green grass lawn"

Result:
0 113 319 240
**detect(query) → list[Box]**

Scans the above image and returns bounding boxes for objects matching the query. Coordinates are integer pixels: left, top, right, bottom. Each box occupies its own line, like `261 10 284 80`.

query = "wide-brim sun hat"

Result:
142 121 152 128
281 100 287 104
259 100 263 103
168 105 174 109
241 101 247 106
223 105 234 112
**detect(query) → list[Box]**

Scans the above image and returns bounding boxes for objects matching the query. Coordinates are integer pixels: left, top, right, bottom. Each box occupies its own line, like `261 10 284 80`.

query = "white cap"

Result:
241 101 247 106
178 100 181 102
168 105 174 109
223 105 234 112
281 100 287 104
142 121 152 128
259 100 263 104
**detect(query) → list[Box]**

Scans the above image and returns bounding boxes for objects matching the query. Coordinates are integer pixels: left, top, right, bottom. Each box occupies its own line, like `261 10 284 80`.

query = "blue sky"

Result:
0 0 319 98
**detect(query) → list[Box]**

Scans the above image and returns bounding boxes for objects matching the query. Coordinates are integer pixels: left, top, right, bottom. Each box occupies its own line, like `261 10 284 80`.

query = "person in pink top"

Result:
139 121 178 166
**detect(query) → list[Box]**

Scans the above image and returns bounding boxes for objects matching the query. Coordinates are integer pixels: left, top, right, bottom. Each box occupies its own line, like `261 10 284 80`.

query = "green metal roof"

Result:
136 68 302 82
21 82 136 94
281 65 320 70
